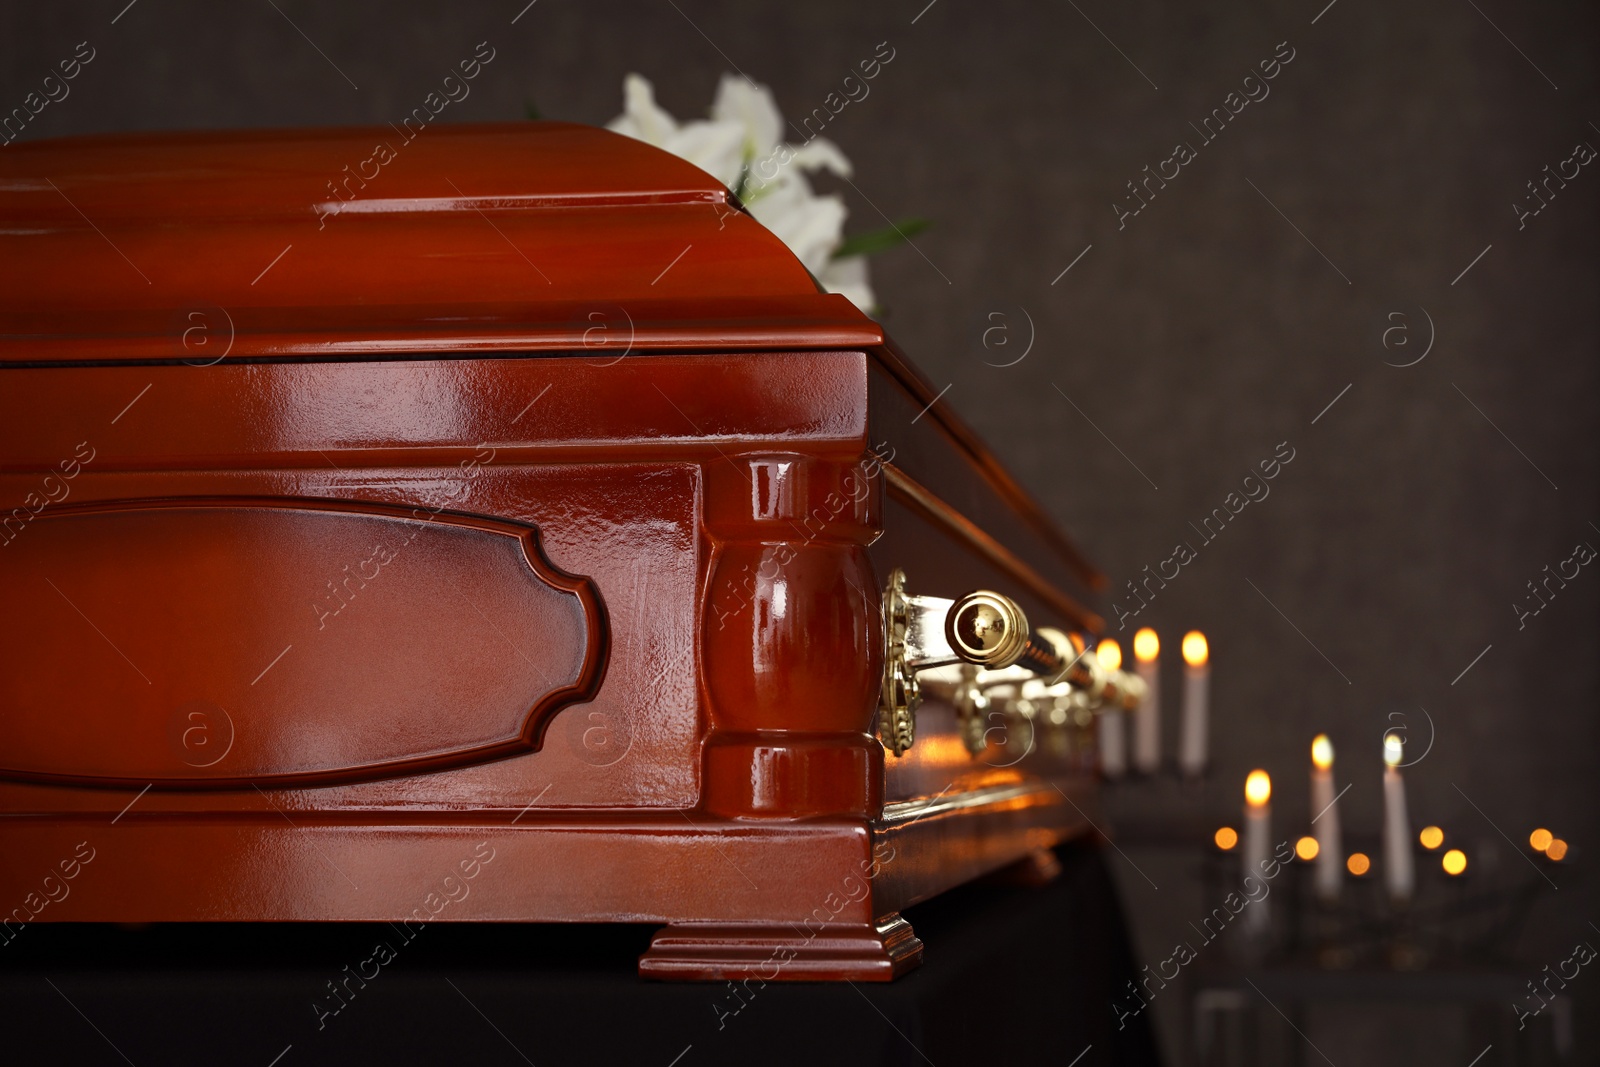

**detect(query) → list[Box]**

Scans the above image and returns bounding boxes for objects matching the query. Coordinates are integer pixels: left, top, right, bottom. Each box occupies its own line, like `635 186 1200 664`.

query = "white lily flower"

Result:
606 74 745 190
818 254 876 316
706 73 851 191
659 121 746 191
606 73 677 145
788 138 852 179
710 74 782 163
607 72 877 315
746 169 844 276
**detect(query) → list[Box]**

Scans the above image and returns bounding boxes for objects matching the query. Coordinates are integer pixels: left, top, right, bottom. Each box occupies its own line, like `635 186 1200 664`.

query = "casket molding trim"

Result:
0 496 609 790
882 464 1103 633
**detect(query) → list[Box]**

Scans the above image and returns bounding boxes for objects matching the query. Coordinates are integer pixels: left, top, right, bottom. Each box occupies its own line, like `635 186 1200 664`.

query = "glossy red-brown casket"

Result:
0 122 1104 980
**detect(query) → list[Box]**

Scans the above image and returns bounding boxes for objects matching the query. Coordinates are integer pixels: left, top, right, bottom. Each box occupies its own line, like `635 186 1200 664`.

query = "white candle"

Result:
1096 639 1127 778
1179 631 1209 777
1381 733 1414 904
1243 770 1272 937
1310 734 1342 903
1132 628 1161 774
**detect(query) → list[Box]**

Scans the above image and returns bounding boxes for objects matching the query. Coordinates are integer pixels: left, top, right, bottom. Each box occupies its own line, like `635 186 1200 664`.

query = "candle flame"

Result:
1442 849 1467 875
1295 836 1319 861
1383 733 1404 767
1245 769 1271 807
1181 631 1208 667
1096 638 1122 672
1311 734 1333 770
1419 826 1444 850
1346 852 1371 876
1214 826 1238 850
1530 828 1553 851
1133 628 1159 662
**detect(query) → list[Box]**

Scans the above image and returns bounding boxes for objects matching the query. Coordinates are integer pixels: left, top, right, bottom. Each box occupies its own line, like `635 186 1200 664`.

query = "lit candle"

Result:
1132 628 1161 774
1178 631 1209 777
1243 769 1272 937
1096 639 1127 779
1381 733 1414 904
1310 734 1342 903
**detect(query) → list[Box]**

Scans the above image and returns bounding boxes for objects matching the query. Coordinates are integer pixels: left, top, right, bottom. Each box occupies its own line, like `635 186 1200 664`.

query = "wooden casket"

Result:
0 122 1131 981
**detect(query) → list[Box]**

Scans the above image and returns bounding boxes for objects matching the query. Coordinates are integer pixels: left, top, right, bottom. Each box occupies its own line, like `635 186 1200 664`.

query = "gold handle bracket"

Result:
877 568 1146 757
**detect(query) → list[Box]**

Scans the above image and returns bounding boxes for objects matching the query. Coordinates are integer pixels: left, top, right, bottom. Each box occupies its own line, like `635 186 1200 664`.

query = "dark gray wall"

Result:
4 1 1596 1063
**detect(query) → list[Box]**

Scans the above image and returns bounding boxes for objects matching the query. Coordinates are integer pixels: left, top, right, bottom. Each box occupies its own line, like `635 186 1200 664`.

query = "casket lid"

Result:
0 121 1105 601
0 121 880 362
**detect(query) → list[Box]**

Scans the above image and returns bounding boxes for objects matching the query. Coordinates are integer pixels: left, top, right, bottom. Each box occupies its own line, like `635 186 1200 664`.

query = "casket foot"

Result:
638 913 923 982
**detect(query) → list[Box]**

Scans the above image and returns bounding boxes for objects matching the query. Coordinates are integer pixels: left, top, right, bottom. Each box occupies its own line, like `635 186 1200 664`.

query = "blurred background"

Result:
2 1 1595 1063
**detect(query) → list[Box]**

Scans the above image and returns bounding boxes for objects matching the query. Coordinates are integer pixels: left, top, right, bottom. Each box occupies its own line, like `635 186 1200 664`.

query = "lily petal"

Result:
789 137 853 178
711 73 783 160
606 73 678 146
818 254 876 314
750 182 847 276
664 119 748 190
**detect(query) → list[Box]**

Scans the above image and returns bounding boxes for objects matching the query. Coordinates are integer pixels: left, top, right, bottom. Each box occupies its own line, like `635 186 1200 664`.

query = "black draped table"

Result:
0 839 1161 1066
